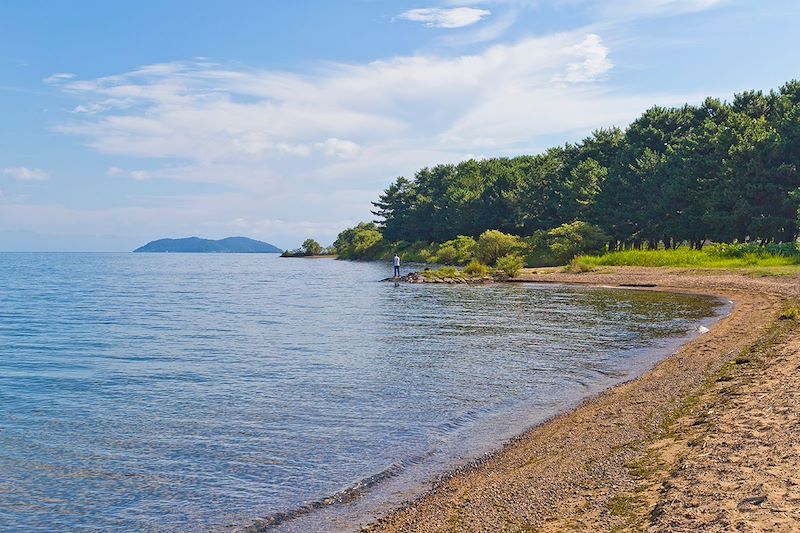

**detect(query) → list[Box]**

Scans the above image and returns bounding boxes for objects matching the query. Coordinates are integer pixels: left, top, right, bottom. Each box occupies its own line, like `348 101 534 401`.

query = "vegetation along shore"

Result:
334 81 800 274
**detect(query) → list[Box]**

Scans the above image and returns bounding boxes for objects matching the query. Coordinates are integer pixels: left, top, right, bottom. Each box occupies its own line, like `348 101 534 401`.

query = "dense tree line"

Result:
370 82 800 250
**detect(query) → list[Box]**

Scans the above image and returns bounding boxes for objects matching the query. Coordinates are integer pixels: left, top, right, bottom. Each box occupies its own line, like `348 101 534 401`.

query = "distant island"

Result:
133 236 282 253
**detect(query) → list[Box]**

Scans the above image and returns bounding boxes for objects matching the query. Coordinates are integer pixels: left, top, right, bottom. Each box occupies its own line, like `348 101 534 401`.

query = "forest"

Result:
335 81 800 266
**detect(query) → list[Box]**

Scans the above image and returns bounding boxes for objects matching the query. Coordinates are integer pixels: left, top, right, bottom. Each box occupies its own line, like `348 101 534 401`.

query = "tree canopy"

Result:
301 238 322 256
368 81 800 251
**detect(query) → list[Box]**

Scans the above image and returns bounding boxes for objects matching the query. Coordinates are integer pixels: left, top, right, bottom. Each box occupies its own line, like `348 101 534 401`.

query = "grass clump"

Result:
417 260 499 281
495 254 524 277
609 494 642 516
564 261 597 273
420 266 465 280
463 260 493 277
779 306 800 320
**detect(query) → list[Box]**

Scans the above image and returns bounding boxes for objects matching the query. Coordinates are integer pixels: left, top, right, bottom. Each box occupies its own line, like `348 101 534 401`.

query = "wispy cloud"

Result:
397 7 492 28
51 32 620 166
43 72 76 84
593 0 728 19
439 7 519 46
2 167 50 181
129 170 151 181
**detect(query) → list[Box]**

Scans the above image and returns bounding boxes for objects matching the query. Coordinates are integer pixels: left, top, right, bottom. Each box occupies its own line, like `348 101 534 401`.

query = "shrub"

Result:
334 222 385 260
476 230 521 265
464 260 492 277
301 238 322 256
525 221 608 267
495 254 524 277
434 235 477 264
417 248 434 263
435 244 458 265
547 221 608 264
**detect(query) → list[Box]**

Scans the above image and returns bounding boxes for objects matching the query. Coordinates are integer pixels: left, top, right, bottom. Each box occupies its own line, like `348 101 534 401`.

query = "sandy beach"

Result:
364 267 800 532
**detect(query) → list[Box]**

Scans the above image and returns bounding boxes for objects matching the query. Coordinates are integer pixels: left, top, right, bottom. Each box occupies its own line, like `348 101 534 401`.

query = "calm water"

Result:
0 253 727 532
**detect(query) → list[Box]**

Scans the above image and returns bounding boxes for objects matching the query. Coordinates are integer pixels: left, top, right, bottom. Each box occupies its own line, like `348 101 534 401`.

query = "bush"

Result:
495 254 524 277
417 248 434 263
476 230 521 265
433 236 477 265
434 244 458 265
301 238 322 256
463 260 492 277
527 221 609 266
334 222 385 260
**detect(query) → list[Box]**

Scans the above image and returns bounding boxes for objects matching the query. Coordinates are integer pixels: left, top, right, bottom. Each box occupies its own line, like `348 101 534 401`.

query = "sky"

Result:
1 0 799 251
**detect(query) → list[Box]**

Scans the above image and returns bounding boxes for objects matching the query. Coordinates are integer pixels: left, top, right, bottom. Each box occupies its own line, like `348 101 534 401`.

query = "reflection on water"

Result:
0 253 726 532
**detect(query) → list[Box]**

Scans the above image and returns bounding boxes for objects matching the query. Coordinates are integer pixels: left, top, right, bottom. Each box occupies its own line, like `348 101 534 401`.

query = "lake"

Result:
0 253 728 532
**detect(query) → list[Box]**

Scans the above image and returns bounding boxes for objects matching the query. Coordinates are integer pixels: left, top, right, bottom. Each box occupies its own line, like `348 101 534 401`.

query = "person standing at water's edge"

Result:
393 255 401 277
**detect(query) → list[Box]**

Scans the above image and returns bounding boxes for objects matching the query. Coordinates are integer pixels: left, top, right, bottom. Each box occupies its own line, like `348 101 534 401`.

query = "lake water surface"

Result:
0 253 728 532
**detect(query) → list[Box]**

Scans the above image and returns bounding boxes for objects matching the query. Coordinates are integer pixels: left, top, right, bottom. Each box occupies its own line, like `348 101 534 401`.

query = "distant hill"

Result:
133 236 282 253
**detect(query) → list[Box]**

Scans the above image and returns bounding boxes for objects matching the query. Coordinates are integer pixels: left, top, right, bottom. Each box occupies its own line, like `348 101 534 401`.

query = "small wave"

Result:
237 450 436 532
429 409 484 437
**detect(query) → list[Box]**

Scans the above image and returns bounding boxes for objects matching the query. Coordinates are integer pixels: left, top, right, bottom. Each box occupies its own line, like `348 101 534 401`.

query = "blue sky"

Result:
1 0 798 251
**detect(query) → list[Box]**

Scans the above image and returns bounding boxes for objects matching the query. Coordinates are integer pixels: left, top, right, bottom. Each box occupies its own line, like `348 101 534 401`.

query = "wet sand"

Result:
363 267 800 532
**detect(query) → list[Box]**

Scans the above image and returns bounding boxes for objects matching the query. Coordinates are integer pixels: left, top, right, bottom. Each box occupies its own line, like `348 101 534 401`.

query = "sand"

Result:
363 267 800 532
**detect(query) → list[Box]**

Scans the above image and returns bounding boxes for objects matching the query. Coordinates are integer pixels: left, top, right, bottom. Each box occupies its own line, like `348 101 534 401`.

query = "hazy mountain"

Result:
134 236 282 253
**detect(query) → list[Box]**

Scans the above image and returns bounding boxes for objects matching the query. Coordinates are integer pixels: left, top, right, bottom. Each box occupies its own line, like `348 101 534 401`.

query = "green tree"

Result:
334 223 384 260
526 221 609 266
364 80 800 252
371 177 416 241
476 230 521 265
301 238 322 256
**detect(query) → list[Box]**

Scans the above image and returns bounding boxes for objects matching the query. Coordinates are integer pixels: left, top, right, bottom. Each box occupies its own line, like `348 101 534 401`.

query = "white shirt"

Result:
393 256 400 266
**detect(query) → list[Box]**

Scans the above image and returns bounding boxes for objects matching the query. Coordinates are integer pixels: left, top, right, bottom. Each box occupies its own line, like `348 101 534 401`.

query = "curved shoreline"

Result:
363 266 799 532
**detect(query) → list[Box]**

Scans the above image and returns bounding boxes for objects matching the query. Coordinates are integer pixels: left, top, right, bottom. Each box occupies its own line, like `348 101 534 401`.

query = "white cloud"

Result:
2 167 50 181
129 170 150 181
54 32 617 167
439 8 518 45
43 72 75 84
106 166 124 176
551 34 611 83
398 7 492 28
316 138 361 159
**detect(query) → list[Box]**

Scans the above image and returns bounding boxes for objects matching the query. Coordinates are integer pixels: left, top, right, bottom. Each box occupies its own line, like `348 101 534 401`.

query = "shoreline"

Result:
363 266 800 532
